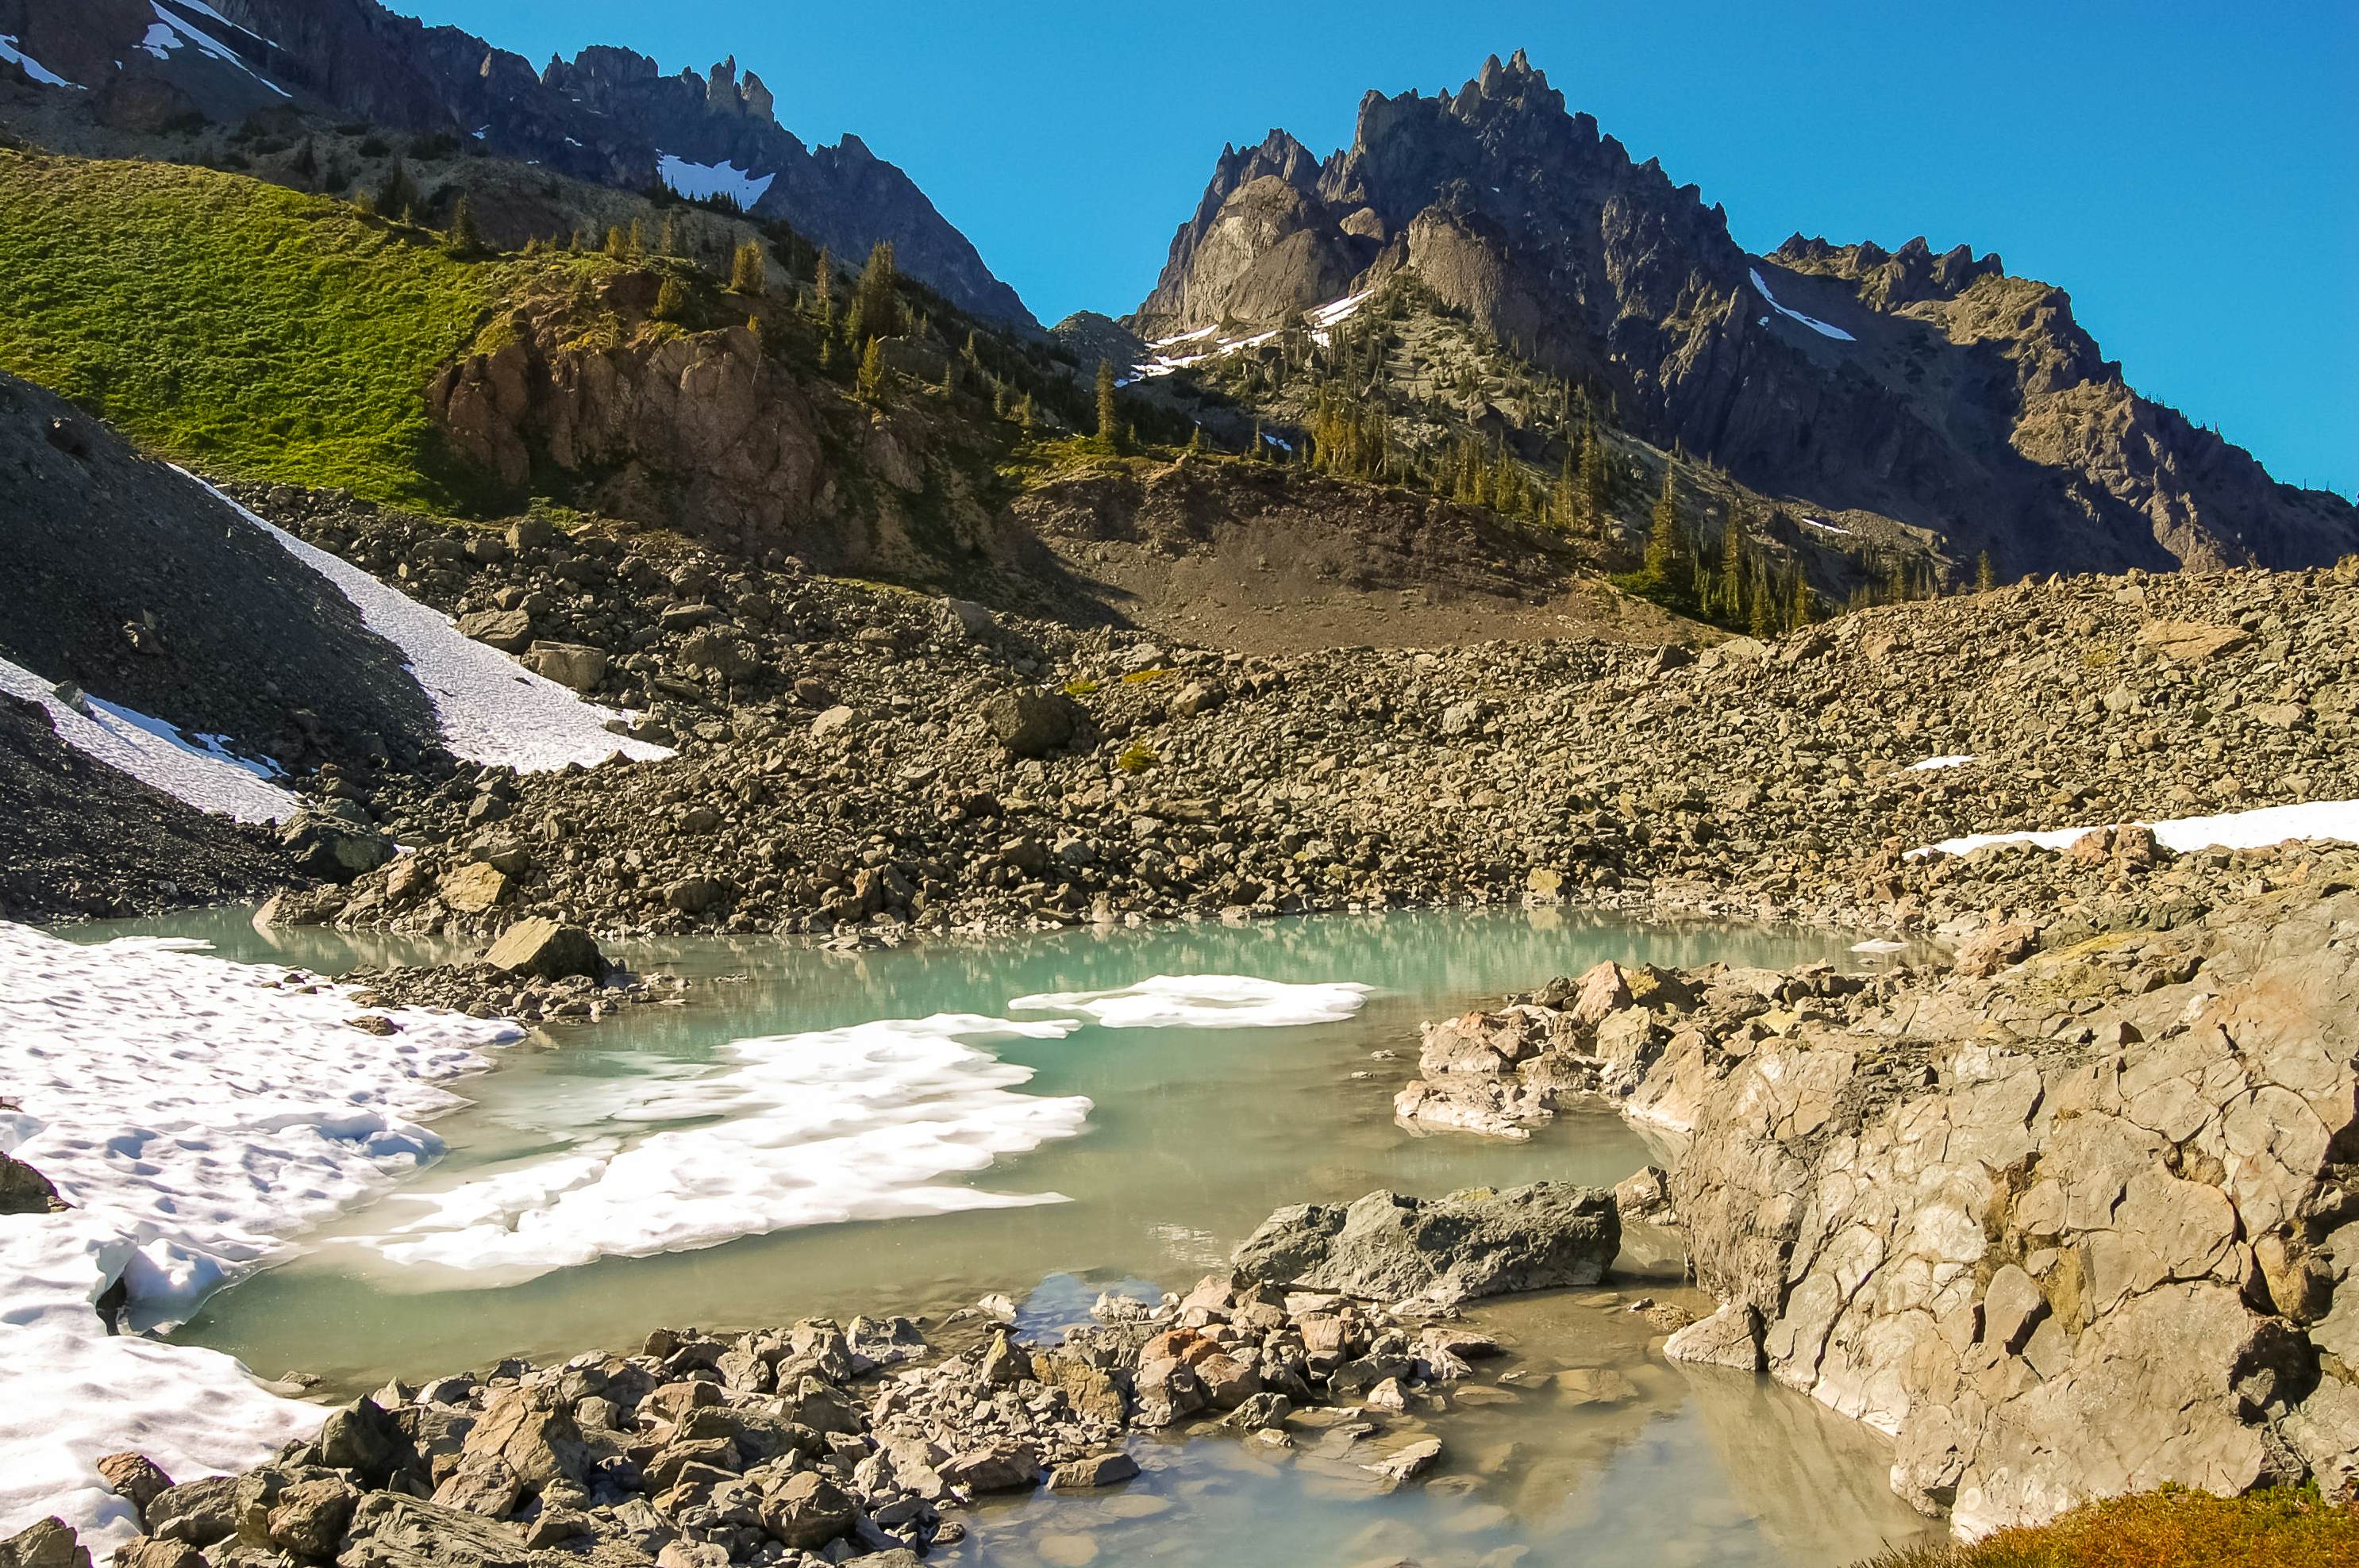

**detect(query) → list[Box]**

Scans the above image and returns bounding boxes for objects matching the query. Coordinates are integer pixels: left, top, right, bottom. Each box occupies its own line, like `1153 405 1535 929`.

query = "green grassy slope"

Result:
0 149 505 510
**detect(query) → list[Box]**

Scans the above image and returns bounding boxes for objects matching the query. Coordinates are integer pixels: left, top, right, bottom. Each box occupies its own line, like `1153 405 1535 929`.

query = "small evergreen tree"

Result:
653 275 690 321
1643 467 1690 582
1095 361 1122 448
1017 392 1037 432
371 161 420 221
627 218 647 257
656 213 679 258
811 248 835 321
850 241 900 342
1579 416 1613 539
1976 548 1997 592
856 336 887 402
445 193 484 257
729 239 767 295
1790 567 1817 627
602 225 627 259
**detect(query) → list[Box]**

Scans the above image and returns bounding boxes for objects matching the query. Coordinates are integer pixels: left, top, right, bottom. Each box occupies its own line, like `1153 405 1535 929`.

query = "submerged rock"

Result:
1231 1182 1619 1305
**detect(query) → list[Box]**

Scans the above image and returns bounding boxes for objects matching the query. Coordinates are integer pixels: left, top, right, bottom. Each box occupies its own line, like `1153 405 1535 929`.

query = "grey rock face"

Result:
1232 1182 1619 1305
1470 875 2359 1535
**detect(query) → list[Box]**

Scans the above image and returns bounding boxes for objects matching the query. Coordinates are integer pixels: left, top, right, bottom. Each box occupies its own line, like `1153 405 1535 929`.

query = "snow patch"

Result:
353 1014 1092 1284
1010 974 1373 1029
0 34 83 88
1749 267 1855 342
0 656 301 823
0 924 519 1544
138 2 288 95
1907 755 1976 772
656 153 774 209
1909 800 2359 861
1147 325 1217 350
188 473 673 772
1800 517 1854 536
1306 290 1374 329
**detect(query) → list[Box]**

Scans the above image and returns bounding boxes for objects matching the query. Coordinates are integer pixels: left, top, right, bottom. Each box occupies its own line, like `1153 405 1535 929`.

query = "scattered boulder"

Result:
0 1151 65 1214
456 608 534 652
981 690 1078 759
1232 1182 1620 1305
481 917 603 982
522 641 609 692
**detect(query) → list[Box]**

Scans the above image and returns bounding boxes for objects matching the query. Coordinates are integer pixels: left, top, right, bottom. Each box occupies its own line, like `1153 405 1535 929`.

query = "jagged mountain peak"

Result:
1126 52 2357 576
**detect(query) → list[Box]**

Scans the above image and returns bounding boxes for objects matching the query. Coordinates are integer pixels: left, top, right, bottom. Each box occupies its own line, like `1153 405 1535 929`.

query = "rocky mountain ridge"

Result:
1130 50 2357 580
0 0 1033 325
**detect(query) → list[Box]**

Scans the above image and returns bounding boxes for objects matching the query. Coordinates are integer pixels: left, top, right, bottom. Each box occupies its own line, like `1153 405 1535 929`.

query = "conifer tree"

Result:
627 218 646 257
1976 548 1997 592
656 213 679 257
1791 567 1817 627
444 193 484 257
1644 467 1690 582
856 336 887 402
1095 361 1121 447
653 275 689 321
1580 417 1613 538
1017 392 1037 432
812 248 835 321
603 225 626 259
1718 509 1749 623
371 162 420 221
850 241 901 342
728 239 767 295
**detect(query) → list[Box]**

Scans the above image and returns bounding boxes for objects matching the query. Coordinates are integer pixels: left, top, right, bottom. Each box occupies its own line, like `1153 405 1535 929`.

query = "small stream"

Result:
60 905 1941 1564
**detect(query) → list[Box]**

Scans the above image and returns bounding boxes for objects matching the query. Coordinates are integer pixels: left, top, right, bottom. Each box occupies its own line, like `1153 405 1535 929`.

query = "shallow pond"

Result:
62 905 1940 1564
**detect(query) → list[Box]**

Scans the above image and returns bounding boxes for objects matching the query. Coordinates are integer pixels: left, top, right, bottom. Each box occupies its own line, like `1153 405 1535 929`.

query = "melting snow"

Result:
0 34 83 88
1749 267 1855 343
137 2 288 95
1801 517 1854 536
1306 290 1374 329
0 924 519 1544
1907 755 1976 772
352 1014 1091 1284
0 655 300 823
1147 325 1218 350
1010 974 1372 1029
1909 799 2359 861
187 473 673 772
656 153 775 209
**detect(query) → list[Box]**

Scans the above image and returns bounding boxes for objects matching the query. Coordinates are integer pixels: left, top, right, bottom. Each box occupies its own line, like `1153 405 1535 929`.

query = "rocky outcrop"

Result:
1131 52 2357 576
1230 1183 1619 1305
1425 861 2359 1535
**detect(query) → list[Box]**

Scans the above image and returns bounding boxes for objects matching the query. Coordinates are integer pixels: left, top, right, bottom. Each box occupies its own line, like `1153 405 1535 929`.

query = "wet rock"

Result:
1047 1452 1138 1489
264 1477 357 1557
144 1478 239 1547
757 1471 855 1549
1232 1182 1620 1305
95 1453 174 1517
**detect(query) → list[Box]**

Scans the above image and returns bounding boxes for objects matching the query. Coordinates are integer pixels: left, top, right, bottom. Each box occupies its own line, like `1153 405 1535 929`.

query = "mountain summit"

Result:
1131 50 2354 575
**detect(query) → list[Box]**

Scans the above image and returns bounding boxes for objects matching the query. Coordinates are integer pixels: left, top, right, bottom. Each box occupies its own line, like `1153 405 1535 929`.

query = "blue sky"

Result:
414 2 2354 496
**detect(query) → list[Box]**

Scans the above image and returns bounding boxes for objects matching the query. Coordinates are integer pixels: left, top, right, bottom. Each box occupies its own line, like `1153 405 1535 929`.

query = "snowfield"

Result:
190 473 674 774
1910 799 2359 860
136 0 288 95
0 924 520 1544
1749 267 1857 343
0 655 301 824
656 154 775 209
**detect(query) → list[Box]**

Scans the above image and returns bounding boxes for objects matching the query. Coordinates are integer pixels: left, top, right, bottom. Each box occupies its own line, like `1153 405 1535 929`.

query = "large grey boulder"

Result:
1231 1182 1619 1305
279 813 396 883
981 690 1079 759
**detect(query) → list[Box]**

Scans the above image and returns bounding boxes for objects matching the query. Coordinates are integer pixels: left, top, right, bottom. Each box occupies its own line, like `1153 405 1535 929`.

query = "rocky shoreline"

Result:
17 1183 1637 1568
1389 836 2359 1534
214 486 2359 954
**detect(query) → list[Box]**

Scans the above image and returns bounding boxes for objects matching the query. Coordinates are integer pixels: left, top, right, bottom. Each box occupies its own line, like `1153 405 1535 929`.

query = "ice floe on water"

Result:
0 655 302 823
187 471 674 773
656 153 775 209
1010 974 1374 1029
1910 799 2359 860
353 1015 1094 1285
0 923 519 1543
1749 267 1856 342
